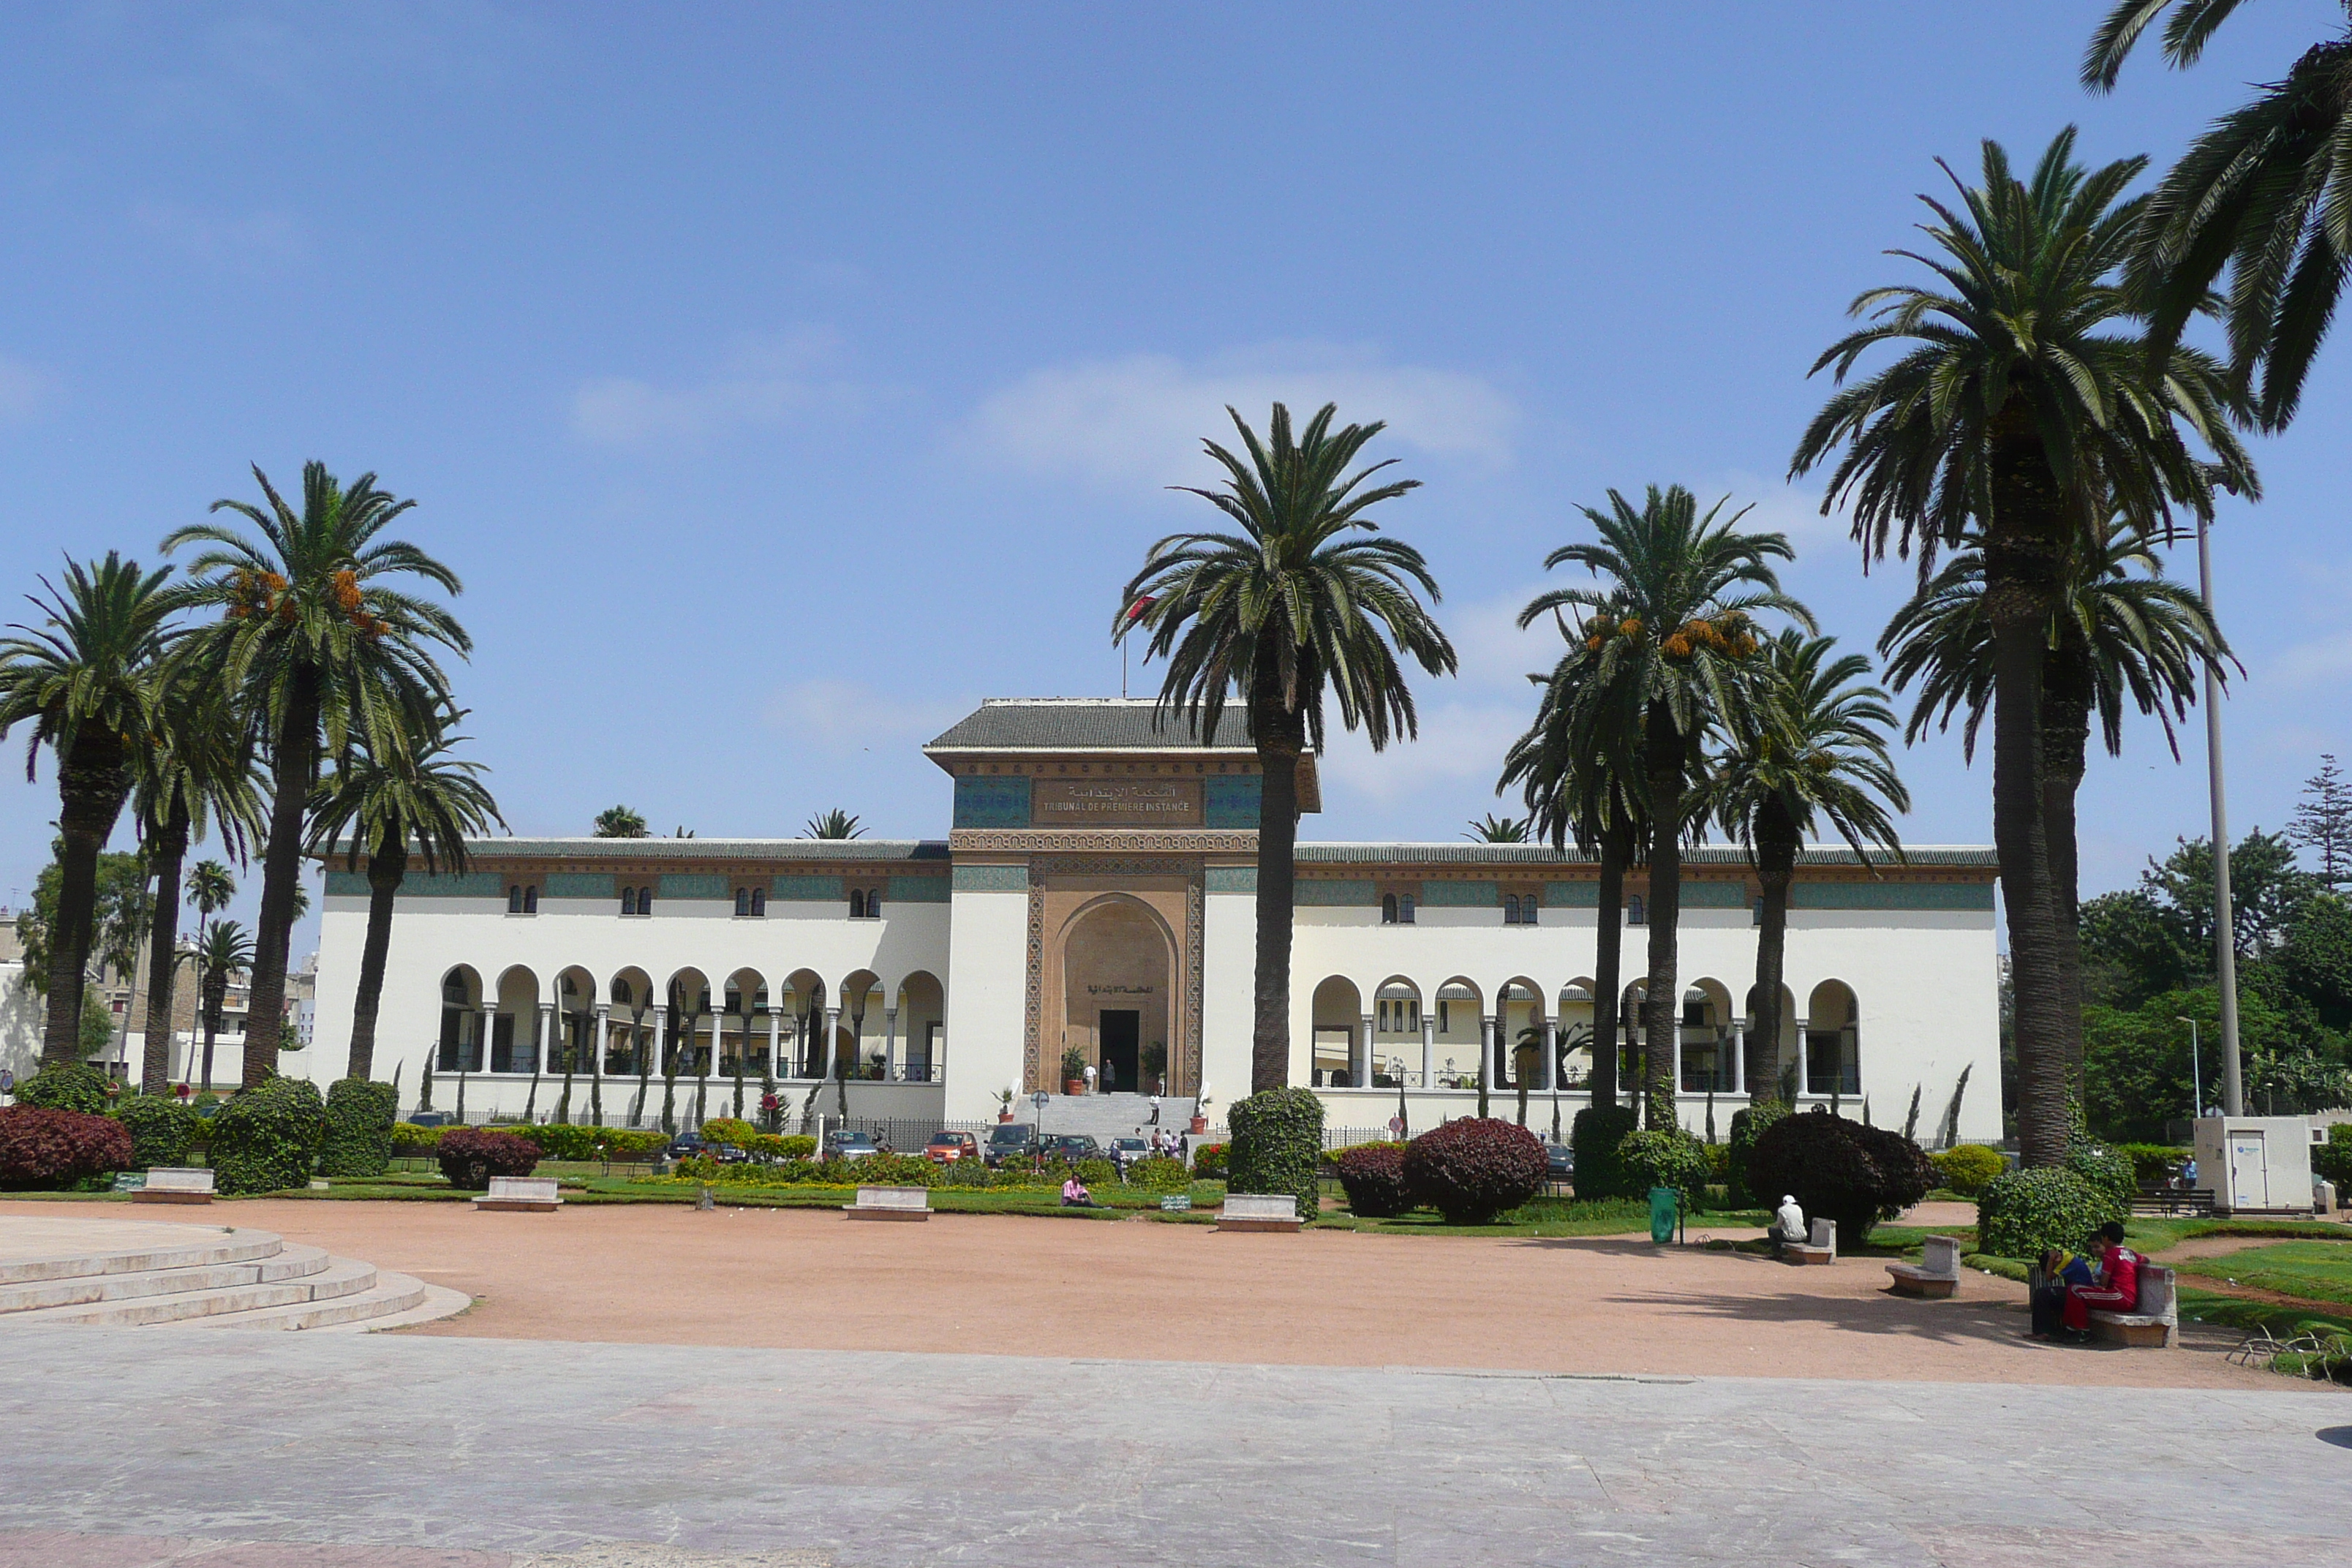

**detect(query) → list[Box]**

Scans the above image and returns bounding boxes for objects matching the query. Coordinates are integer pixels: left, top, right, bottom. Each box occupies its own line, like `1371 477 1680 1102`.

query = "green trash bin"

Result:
1648 1185 1678 1245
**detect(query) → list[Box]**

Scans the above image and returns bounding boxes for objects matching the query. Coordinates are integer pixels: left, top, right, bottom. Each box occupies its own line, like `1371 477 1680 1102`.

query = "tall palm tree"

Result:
1519 486 1803 1128
2084 1 2352 430
0 554 178 1066
592 804 648 838
165 462 468 1086
195 919 253 1092
309 710 503 1082
1879 520 2227 1087
186 860 235 942
1696 632 1909 1104
133 671 260 1093
1120 403 1457 1093
1790 129 2255 1166
1499 606 1649 1109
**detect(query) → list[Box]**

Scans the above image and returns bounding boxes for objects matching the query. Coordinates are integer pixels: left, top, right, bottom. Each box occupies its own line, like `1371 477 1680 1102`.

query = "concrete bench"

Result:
1218 1193 1301 1233
131 1168 214 1205
473 1176 561 1212
2089 1264 2178 1348
1785 1217 1836 1266
1886 1234 1963 1298
843 1186 931 1221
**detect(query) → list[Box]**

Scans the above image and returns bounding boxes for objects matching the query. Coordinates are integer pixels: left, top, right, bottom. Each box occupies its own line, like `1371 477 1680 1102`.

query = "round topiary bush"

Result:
1746 1109 1934 1250
110 1093 197 1169
1931 1142 2006 1197
435 1127 541 1189
699 1117 758 1146
1191 1142 1229 1180
0 1106 134 1188
1126 1155 1189 1192
1228 1087 1324 1221
1725 1099 1790 1208
208 1077 326 1196
1617 1127 1711 1210
319 1078 398 1177
12 1063 111 1116
1403 1117 1549 1224
2067 1139 2136 1206
1570 1104 1641 1199
1977 1166 2127 1260
1335 1142 1413 1218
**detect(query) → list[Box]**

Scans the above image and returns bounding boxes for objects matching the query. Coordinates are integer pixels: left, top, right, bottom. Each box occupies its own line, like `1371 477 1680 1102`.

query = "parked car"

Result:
984 1123 1038 1167
1543 1142 1573 1180
666 1131 708 1159
924 1131 980 1164
1107 1137 1149 1172
407 1110 453 1128
708 1143 750 1164
1040 1133 1103 1164
822 1128 881 1162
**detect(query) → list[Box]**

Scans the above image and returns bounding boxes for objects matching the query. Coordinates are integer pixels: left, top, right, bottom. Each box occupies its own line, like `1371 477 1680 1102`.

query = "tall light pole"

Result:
2194 515 2244 1116
2175 1015 2202 1120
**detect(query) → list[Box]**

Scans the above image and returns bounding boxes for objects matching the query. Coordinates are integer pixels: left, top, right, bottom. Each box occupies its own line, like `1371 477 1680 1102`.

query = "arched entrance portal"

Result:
1058 896 1172 1096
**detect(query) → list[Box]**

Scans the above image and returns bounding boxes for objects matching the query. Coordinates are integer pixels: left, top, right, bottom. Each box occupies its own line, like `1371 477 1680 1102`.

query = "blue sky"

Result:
3 1 2348 959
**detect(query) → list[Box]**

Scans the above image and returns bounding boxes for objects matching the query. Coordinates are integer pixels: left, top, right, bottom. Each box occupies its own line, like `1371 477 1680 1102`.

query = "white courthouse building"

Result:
300 698 2005 1142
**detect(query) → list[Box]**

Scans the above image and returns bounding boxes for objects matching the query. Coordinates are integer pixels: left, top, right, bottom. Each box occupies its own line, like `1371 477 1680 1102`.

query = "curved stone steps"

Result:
12 1256 380 1327
0 1242 333 1315
177 1265 437 1331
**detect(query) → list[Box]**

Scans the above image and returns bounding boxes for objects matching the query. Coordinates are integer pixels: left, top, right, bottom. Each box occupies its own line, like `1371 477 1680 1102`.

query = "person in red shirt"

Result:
2062 1221 2142 1341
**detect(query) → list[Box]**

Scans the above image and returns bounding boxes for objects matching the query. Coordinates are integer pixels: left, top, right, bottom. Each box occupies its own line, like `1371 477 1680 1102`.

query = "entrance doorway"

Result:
1099 1009 1139 1096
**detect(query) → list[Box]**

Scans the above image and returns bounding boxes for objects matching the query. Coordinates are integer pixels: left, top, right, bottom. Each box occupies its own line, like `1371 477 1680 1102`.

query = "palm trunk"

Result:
1251 696 1308 1093
2043 650 2092 1099
1640 701 1684 1131
244 664 321 1086
43 732 131 1066
1745 799 1799 1103
200 979 223 1092
1985 405 2070 1168
139 805 190 1094
1589 823 1629 1108
347 835 407 1082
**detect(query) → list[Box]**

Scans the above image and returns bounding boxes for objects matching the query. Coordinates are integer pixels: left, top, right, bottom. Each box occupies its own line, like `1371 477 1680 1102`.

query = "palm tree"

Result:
132 671 260 1093
165 462 469 1086
2084 1 2352 430
1879 520 2226 1087
592 804 648 838
1790 129 2255 1166
1697 632 1909 1104
1119 404 1455 1093
185 861 236 943
195 919 253 1092
309 710 504 1082
1519 486 1803 1128
805 808 863 840
1463 813 1530 843
1500 607 1650 1109
0 554 178 1067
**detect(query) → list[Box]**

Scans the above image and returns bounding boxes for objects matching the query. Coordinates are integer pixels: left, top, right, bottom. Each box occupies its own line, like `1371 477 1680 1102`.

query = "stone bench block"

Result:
1218 1194 1301 1233
473 1177 562 1212
2089 1264 2177 1348
131 1169 214 1205
1786 1217 1836 1265
1887 1235 1963 1298
844 1186 932 1221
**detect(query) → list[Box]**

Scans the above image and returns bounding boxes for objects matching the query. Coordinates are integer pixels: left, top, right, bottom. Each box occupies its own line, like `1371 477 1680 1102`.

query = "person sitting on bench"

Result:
1770 1194 1806 1256
2060 1221 2142 1343
2030 1245 2097 1340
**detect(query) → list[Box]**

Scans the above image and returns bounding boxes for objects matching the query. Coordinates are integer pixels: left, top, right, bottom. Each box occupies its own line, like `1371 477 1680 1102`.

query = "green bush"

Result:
1977 1166 2127 1260
1930 1142 2006 1197
935 1157 994 1188
1725 1099 1788 1208
752 1133 816 1161
1746 1111 1935 1250
13 1063 110 1116
2315 1124 2352 1188
390 1122 445 1154
208 1077 325 1196
700 1117 758 1145
1228 1087 1324 1221
1073 1157 1119 1188
1617 1127 1711 1210
1125 1154 1189 1192
1191 1141 1229 1180
320 1079 397 1177
2115 1142 2188 1185
1403 1117 1550 1224
2068 1139 2137 1205
1570 1104 1641 1199
671 1152 941 1187
109 1094 197 1169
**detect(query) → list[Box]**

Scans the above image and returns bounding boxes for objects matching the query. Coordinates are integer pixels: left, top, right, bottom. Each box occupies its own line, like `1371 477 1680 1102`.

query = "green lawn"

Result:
1312 1198 1774 1239
2171 1240 2352 1308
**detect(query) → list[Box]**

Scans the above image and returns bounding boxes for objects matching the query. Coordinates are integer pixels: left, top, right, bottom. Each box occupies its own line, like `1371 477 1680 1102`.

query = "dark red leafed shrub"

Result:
1191 1142 1229 1180
0 1107 135 1188
1335 1142 1413 1218
435 1128 540 1190
1745 1109 1934 1250
1403 1117 1549 1224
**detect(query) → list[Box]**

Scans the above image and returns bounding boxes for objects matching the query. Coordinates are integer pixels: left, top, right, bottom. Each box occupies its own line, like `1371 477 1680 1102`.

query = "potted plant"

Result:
1060 1046 1086 1096
994 1087 1016 1123
1191 1087 1212 1137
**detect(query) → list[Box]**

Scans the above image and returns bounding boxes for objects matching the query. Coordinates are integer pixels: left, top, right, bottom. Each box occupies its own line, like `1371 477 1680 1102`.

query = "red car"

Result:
924 1131 980 1164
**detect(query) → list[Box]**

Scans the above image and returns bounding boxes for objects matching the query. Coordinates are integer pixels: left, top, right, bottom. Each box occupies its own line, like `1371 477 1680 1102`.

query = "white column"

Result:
824 1006 842 1079
1542 1018 1558 1092
1793 1017 1809 1098
478 1005 497 1075
766 1008 781 1078
535 1003 554 1077
652 1005 669 1077
1357 1013 1374 1089
1481 1015 1498 1092
593 1004 610 1077
885 1006 899 1082
1420 1013 1434 1090
1730 1019 1746 1094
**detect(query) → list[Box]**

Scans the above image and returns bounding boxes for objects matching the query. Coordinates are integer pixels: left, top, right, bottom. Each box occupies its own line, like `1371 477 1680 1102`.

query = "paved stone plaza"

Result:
0 1322 2345 1567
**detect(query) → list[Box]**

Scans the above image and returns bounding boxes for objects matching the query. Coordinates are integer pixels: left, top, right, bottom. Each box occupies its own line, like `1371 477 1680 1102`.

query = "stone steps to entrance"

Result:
0 1215 470 1334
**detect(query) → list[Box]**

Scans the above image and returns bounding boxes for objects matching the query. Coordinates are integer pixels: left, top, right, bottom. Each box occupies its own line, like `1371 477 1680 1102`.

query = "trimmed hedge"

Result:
1228 1087 1324 1222
1931 1143 2006 1197
2115 1142 2189 1185
751 1133 816 1161
435 1128 541 1190
1191 1142 1229 1180
1335 1142 1413 1218
699 1117 758 1145
320 1079 398 1177
1403 1117 1549 1224
1125 1154 1190 1192
1617 1127 1711 1210
499 1123 669 1161
1725 1099 1788 1208
12 1063 111 1116
0 1106 134 1188
1977 1166 2127 1260
390 1122 445 1154
110 1093 197 1169
1570 1104 1640 1200
208 1077 327 1196
1746 1110 1934 1251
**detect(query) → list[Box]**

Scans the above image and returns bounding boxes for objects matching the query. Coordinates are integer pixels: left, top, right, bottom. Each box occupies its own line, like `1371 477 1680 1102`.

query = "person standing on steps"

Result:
1148 1093 1161 1126
1083 1060 1098 1096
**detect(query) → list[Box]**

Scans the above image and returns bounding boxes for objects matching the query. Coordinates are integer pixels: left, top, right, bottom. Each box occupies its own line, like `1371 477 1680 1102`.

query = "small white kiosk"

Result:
2191 1116 2316 1215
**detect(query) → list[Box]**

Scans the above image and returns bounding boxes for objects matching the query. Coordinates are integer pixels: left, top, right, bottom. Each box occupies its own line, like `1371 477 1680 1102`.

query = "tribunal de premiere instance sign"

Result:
1031 779 1202 828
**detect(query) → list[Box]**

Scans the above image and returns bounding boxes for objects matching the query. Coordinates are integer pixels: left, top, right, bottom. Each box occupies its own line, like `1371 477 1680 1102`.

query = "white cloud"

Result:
0 356 48 424
763 679 970 758
571 331 866 447
967 344 1520 490
131 200 308 267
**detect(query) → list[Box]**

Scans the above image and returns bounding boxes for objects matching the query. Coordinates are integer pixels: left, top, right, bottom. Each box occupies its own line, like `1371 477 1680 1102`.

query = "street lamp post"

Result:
2193 515 2244 1115
2176 1015 2202 1121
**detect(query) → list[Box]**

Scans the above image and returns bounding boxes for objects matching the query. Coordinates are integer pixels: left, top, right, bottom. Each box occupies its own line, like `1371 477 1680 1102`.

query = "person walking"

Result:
1148 1093 1161 1126
1082 1060 1098 1096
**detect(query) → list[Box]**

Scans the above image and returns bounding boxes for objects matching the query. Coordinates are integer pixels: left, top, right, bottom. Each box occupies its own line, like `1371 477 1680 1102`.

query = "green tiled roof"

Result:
315 837 949 864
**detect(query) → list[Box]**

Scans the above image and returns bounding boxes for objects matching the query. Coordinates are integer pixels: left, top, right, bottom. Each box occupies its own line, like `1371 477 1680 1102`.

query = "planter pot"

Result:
1189 1115 1208 1135
998 1110 1014 1123
1065 1079 1085 1096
